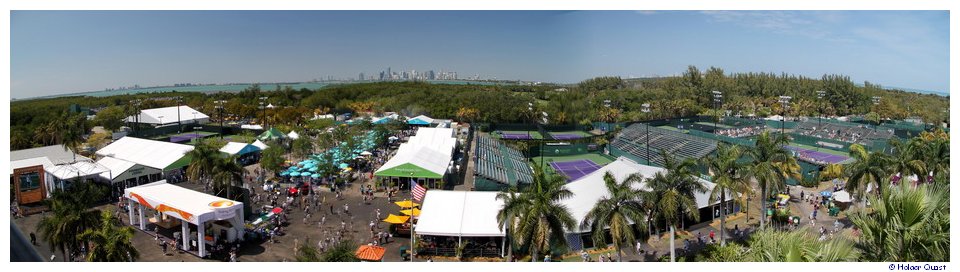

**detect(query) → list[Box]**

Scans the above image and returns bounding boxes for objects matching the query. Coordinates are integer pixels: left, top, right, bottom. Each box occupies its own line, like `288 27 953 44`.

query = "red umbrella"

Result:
288 187 299 195
272 207 283 214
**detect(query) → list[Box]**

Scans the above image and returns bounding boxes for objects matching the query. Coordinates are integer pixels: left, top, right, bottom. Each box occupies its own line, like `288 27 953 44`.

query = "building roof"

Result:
415 190 505 237
125 105 209 125
96 137 194 170
10 145 91 164
408 115 434 125
252 140 269 150
287 131 300 140
124 181 243 225
563 157 729 233
10 157 55 172
355 245 386 261
96 156 138 180
258 128 286 140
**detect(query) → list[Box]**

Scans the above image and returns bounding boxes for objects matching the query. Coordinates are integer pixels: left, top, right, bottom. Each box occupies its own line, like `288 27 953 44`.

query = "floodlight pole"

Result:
176 96 182 133
712 91 723 137
872 96 881 131
816 91 826 151
215 100 226 139
642 103 651 164
779 96 792 137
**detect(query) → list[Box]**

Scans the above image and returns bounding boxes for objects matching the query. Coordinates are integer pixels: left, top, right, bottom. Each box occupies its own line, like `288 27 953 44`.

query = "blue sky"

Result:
10 10 949 98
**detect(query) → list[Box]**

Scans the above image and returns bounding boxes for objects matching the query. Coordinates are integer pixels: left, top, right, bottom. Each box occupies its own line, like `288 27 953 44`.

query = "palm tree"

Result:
36 182 106 261
849 182 949 262
745 131 800 229
580 172 649 262
646 151 705 262
53 112 87 162
495 186 523 261
495 168 576 262
185 140 220 186
211 157 246 200
78 210 139 262
296 239 322 262
887 138 926 184
920 138 948 181
704 144 750 246
320 240 360 262
845 144 892 202
745 228 858 262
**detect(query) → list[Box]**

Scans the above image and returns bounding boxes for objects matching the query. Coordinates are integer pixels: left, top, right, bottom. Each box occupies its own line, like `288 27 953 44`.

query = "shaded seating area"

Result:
414 190 506 258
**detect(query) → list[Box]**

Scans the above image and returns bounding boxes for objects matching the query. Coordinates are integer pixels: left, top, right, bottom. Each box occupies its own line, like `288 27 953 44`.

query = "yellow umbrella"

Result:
394 200 419 208
400 208 421 217
382 214 410 224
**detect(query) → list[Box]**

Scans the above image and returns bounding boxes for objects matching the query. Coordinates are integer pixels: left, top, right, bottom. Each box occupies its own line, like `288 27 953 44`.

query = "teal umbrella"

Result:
310 173 320 178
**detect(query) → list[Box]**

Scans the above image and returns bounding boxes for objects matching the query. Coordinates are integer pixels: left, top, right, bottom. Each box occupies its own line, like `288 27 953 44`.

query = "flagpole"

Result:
410 179 414 262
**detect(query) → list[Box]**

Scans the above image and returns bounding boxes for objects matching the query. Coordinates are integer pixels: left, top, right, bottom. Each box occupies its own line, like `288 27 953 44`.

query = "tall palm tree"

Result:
887 138 926 184
79 210 139 262
845 144 892 201
53 113 87 162
920 138 948 181
580 172 649 262
745 131 800 229
704 144 750 246
496 168 576 262
746 228 858 262
647 151 705 262
211 156 246 199
849 182 949 262
36 182 106 261
495 186 523 261
185 140 220 186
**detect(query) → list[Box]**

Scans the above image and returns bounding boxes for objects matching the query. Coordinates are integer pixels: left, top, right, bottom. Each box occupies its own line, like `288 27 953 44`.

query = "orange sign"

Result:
208 200 235 208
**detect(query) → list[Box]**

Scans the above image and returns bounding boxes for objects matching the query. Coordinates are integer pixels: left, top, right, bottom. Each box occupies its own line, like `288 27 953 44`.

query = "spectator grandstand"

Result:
794 120 895 146
715 125 765 138
610 123 718 167
474 134 534 191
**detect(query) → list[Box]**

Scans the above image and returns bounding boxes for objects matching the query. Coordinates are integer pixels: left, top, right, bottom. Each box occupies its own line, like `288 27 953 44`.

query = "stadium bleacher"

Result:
794 120 895 146
474 135 534 187
611 123 718 166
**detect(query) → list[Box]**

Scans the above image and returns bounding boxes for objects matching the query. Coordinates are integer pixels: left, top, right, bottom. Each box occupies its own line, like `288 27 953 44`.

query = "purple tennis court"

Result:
785 146 848 164
501 133 533 140
550 159 603 181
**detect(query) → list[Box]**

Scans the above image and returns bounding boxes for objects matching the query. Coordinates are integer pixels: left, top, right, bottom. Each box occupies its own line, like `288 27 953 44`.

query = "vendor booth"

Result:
124 181 244 258
415 190 506 257
219 142 262 166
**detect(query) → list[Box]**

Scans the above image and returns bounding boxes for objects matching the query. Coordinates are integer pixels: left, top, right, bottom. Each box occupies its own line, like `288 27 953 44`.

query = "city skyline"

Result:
11 10 950 99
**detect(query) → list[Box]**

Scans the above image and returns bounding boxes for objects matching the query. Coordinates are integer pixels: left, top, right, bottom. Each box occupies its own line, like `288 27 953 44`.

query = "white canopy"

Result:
563 157 730 233
125 105 209 125
10 157 54 172
375 127 456 179
832 191 852 203
96 156 137 180
46 161 111 180
241 124 264 130
96 137 194 170
415 190 505 237
252 140 269 150
287 131 300 140
124 181 243 226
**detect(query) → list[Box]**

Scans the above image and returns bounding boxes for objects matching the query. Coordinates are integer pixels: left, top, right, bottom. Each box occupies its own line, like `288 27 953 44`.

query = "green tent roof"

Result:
374 162 443 179
258 128 286 140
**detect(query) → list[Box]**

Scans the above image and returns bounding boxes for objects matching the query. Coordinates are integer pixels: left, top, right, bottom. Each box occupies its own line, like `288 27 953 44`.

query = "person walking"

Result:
30 232 36 245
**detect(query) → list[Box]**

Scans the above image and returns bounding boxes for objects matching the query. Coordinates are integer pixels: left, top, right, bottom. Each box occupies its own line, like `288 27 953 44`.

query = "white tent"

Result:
46 161 110 181
375 127 456 179
96 137 194 171
833 191 852 203
416 190 505 237
287 131 300 140
125 105 209 126
564 157 731 233
10 157 54 173
124 181 244 258
219 142 260 156
252 140 269 150
240 124 264 130
96 156 136 181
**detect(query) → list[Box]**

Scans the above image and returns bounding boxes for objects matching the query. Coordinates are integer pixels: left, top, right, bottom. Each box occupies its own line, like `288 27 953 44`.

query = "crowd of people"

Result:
715 125 764 138
796 122 894 145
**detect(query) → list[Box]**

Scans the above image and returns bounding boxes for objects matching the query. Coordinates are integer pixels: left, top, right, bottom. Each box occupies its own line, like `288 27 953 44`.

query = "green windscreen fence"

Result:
765 120 798 130
531 143 592 157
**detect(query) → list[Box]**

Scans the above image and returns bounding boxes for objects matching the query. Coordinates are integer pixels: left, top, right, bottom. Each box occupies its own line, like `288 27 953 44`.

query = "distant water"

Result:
30 80 500 99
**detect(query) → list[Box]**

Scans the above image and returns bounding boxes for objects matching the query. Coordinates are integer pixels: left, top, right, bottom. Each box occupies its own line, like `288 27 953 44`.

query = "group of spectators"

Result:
715 125 764 138
796 122 894 145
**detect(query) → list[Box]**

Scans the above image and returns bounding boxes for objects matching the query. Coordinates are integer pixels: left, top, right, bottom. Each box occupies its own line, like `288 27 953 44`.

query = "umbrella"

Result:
280 171 290 176
355 245 386 262
311 173 320 178
288 187 299 194
272 207 284 214
310 167 319 172
833 191 852 203
820 191 833 197
400 208 421 217
339 163 349 169
290 167 300 171
290 171 301 177
394 200 419 208
388 136 398 140
382 214 410 224
298 161 308 166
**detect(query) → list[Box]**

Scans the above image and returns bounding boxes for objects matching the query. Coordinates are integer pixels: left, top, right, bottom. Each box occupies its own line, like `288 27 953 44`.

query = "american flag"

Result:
411 181 427 202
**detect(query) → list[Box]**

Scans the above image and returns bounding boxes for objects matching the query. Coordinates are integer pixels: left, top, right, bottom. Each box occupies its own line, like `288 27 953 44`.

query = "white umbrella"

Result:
833 191 852 203
360 151 373 156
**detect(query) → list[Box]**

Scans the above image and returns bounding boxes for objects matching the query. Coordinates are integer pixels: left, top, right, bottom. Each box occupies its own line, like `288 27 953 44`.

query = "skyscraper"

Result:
359 72 365 81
